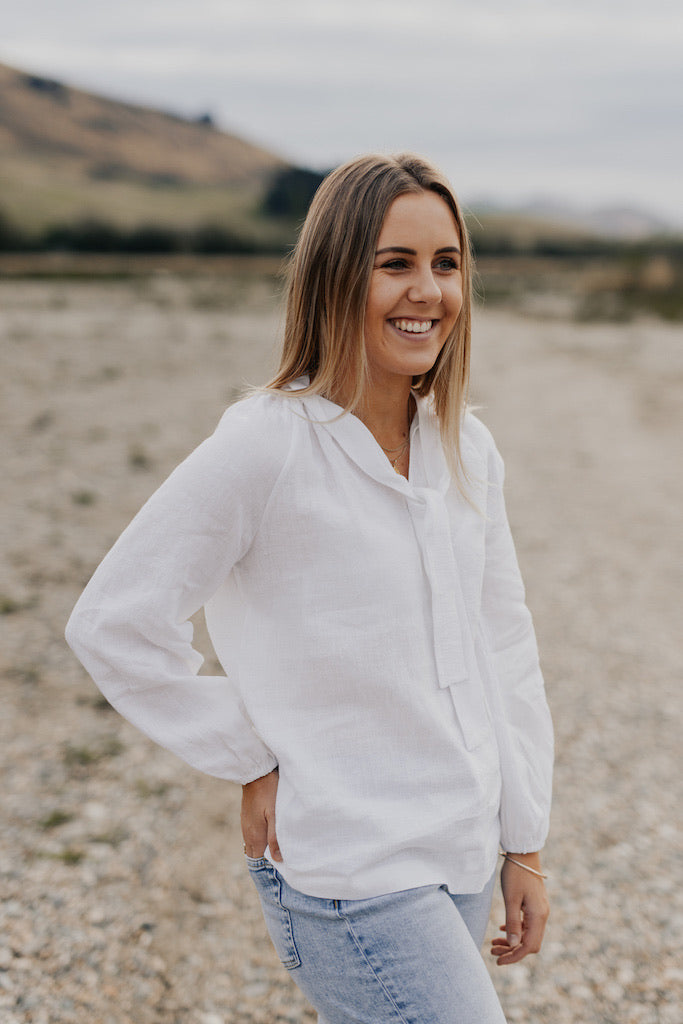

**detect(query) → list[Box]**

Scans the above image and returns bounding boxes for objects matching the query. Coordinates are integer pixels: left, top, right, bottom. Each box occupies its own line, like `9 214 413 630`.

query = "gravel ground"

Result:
1 273 681 1023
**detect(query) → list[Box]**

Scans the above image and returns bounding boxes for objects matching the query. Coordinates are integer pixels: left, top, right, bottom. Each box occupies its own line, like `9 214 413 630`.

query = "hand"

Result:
490 852 549 965
240 768 282 862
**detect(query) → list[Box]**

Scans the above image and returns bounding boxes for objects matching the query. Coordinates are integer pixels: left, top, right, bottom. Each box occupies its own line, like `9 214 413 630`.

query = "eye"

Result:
380 257 410 270
434 256 460 272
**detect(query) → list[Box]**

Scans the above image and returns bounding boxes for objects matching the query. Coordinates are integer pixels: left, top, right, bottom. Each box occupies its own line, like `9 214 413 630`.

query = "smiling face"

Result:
363 190 463 390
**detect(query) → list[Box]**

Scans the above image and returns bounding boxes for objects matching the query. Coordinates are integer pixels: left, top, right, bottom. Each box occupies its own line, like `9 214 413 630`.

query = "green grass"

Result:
135 779 171 798
89 827 127 847
62 737 124 767
1 156 264 231
35 847 85 865
39 809 74 830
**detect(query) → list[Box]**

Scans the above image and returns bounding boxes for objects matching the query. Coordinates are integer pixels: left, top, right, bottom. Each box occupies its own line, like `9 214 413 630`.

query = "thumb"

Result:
267 809 282 863
505 905 522 949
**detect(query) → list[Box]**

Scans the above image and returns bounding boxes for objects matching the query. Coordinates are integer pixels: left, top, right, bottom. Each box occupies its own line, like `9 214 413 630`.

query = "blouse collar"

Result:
282 376 451 495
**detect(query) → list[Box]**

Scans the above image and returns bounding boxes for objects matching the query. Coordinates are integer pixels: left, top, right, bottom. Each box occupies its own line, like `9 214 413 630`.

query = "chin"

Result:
402 354 441 378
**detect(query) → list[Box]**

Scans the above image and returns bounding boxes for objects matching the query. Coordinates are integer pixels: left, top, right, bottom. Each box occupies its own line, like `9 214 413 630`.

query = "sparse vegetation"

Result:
89 827 127 847
473 243 683 322
99 365 123 381
62 736 124 768
71 489 97 506
29 411 56 432
34 847 86 865
39 809 74 830
128 443 153 471
135 779 171 798
91 693 114 712
7 665 41 685
53 848 85 865
0 594 22 614
1 215 679 320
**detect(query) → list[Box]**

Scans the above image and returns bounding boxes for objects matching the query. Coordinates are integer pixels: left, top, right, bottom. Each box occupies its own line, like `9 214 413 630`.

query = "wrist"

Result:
500 851 547 880
505 850 542 863
242 766 279 791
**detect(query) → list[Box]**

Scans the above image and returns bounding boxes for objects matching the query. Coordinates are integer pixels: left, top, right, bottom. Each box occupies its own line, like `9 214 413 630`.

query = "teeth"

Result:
393 319 433 333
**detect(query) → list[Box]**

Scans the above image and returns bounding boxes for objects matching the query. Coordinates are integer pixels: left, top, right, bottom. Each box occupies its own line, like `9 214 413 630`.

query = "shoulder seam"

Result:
250 404 298 542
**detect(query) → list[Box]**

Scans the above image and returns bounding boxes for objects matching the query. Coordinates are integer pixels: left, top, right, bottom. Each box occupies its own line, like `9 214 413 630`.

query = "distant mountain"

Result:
0 61 289 237
0 61 284 186
576 205 671 241
471 197 672 241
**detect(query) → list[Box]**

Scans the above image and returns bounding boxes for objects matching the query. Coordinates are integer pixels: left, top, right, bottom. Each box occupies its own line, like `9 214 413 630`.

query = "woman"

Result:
66 153 553 1023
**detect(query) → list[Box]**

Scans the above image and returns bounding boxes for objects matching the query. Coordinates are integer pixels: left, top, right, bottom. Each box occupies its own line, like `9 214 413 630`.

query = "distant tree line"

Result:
0 211 289 255
1 155 682 267
3 206 681 262
262 167 328 219
0 166 331 255
467 231 683 260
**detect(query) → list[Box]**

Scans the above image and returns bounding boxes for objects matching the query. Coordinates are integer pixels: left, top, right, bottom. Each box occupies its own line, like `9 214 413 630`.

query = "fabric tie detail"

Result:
408 488 489 750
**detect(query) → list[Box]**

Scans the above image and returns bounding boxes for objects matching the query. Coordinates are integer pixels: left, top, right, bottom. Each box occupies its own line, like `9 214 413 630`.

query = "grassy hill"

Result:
0 61 680 318
0 61 288 241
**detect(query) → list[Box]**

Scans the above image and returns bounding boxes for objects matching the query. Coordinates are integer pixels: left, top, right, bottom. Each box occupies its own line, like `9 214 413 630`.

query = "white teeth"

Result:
393 319 433 333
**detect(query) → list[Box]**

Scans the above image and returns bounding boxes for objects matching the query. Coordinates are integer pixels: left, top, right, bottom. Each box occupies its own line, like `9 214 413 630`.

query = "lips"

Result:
389 318 435 334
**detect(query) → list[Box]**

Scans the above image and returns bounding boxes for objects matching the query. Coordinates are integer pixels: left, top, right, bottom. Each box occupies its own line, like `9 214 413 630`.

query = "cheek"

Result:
365 277 402 322
447 283 464 321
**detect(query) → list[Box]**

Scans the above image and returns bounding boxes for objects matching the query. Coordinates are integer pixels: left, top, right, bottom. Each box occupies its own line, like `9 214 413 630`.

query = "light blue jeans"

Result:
246 856 506 1024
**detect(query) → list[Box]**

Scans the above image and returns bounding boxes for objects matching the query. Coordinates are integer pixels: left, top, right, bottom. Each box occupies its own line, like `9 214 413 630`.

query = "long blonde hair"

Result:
266 153 473 476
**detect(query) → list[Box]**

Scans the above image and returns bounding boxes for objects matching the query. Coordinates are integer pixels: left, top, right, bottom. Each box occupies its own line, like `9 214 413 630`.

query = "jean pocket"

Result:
245 854 268 868
246 858 301 970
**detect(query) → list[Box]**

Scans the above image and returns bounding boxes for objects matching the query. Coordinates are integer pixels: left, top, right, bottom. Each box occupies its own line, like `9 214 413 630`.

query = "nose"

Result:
407 265 442 304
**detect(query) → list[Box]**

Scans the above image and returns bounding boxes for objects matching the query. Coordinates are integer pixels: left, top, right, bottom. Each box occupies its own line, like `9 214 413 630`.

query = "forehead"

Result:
378 191 460 247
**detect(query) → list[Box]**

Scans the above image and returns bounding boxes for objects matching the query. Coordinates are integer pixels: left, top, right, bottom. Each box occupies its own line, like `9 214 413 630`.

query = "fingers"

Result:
490 929 517 964
490 907 549 964
490 912 545 965
241 768 280 860
241 810 268 858
491 855 550 966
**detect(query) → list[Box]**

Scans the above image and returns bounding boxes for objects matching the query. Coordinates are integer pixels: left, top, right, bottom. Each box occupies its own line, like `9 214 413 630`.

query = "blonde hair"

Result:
266 152 473 477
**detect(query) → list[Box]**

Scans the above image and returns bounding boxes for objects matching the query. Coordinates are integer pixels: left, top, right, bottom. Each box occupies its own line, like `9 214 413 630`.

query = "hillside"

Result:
0 61 286 234
1 58 680 300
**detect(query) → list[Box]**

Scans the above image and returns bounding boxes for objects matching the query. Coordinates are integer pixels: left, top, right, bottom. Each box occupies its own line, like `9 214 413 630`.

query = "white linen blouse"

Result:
65 378 553 900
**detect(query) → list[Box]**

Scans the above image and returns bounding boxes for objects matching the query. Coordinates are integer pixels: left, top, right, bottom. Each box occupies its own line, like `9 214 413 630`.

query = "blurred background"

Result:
1 0 682 318
1 4 681 1024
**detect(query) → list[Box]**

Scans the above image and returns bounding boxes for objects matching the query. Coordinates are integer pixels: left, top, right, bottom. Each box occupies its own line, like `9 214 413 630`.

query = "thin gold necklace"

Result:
389 444 409 473
379 399 412 472
378 403 412 451
380 437 409 454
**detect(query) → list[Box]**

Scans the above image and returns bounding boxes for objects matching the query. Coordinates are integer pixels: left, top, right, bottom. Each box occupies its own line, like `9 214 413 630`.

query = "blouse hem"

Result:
273 849 500 902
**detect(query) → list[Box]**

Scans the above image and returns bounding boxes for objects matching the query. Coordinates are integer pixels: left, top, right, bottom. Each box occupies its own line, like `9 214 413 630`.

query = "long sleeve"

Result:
65 396 289 785
479 441 554 853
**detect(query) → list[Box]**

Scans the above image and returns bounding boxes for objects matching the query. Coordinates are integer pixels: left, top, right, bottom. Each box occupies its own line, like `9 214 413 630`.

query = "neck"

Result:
352 377 414 450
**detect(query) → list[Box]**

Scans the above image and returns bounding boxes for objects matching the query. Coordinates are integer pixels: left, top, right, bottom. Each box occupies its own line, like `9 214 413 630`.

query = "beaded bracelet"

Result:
500 852 548 879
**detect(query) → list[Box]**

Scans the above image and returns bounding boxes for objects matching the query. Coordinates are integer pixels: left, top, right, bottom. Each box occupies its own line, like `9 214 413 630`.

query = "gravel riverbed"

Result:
1 274 681 1023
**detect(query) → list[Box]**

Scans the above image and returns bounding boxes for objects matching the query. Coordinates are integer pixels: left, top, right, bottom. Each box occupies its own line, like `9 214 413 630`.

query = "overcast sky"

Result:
4 1 683 224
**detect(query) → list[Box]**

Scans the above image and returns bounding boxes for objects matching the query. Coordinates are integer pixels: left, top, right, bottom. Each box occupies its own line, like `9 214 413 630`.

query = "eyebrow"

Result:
375 245 462 256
